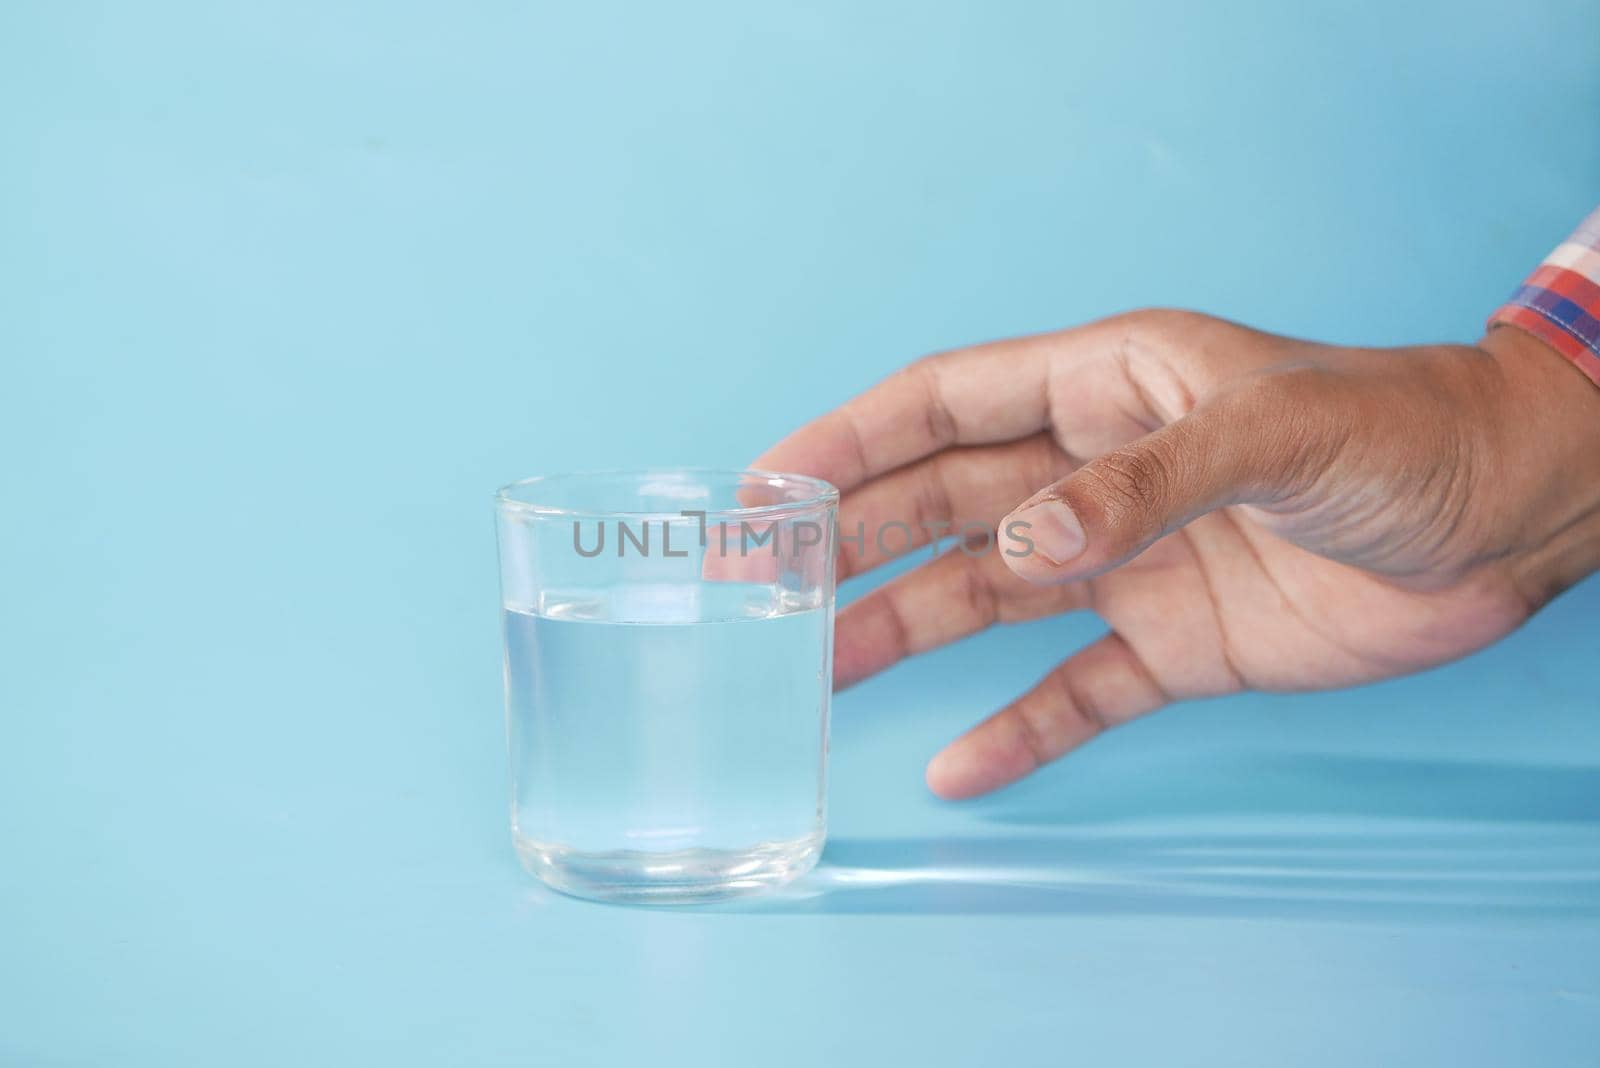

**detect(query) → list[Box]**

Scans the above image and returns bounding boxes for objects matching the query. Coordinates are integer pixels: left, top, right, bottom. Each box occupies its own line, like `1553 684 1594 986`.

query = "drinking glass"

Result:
495 469 838 903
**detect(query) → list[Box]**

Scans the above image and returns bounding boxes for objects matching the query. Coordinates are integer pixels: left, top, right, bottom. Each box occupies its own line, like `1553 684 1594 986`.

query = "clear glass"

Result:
494 469 838 904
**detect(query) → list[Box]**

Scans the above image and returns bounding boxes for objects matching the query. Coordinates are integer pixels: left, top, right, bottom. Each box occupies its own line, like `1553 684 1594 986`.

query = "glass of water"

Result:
494 469 838 904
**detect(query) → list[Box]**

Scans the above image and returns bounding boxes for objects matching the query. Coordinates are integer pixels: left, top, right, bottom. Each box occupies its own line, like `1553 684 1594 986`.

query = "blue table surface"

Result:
4 2 1598 1064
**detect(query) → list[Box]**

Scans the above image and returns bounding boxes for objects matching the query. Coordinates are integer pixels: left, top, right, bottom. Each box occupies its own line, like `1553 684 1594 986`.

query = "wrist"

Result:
1478 323 1600 603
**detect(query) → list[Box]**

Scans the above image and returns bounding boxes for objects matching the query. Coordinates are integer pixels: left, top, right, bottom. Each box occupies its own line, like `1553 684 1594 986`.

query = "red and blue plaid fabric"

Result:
1490 206 1600 387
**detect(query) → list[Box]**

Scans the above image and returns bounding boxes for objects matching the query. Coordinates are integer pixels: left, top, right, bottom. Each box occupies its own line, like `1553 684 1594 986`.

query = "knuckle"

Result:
1107 307 1218 345
913 453 957 529
873 588 914 662
1082 444 1176 517
899 356 959 447
1098 309 1232 403
1109 308 1280 388
1007 701 1057 771
954 555 1001 630
1052 665 1111 735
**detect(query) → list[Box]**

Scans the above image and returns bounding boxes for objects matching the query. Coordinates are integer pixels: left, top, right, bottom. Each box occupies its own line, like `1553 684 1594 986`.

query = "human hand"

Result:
754 311 1600 799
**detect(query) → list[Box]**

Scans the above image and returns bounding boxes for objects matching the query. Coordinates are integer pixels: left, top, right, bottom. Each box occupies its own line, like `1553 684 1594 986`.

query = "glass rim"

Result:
494 467 840 521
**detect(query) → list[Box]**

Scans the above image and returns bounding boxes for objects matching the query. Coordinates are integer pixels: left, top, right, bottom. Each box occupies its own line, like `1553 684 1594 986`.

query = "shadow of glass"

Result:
969 753 1600 828
703 756 1600 918
705 827 1600 917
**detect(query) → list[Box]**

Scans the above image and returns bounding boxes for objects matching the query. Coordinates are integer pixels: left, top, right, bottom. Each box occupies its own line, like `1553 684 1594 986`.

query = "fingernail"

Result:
1010 500 1086 565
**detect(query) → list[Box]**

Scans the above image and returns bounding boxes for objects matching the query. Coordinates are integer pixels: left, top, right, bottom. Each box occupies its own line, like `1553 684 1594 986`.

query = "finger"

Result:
998 378 1327 584
752 325 1122 493
835 433 1074 579
755 311 1295 496
834 543 1092 688
925 631 1170 799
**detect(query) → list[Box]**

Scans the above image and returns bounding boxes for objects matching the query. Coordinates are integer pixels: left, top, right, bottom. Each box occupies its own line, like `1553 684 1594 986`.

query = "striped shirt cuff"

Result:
1488 206 1600 387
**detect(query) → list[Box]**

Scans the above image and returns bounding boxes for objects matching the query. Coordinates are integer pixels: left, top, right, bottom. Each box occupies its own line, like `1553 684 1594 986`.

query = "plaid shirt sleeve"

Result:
1488 206 1600 387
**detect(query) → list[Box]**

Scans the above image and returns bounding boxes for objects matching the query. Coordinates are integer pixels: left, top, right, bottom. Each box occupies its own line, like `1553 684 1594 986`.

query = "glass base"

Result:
514 831 823 904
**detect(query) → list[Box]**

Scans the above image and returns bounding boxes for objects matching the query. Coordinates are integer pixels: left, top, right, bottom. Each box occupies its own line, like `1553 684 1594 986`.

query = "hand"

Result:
754 310 1600 799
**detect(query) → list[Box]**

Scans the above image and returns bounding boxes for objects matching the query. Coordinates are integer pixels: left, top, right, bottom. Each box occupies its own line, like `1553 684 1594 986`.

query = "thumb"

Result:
998 399 1308 582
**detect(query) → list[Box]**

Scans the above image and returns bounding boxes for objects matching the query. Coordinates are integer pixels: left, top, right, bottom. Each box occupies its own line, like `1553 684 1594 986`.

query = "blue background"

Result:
4 1 1599 1064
